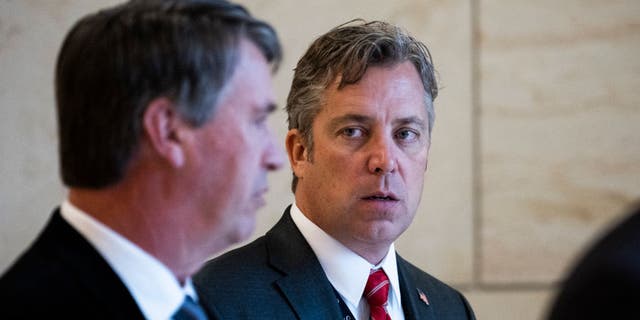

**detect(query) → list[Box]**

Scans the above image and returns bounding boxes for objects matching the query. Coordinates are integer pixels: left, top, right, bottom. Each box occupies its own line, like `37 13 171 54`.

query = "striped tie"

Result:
364 268 392 320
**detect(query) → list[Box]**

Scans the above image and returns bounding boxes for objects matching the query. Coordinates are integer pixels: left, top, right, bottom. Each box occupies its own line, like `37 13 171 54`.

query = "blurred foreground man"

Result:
196 20 476 320
0 1 283 319
548 203 640 319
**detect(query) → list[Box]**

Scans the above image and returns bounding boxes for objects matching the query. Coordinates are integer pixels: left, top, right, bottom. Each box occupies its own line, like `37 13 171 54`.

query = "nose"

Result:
367 134 396 175
264 130 285 171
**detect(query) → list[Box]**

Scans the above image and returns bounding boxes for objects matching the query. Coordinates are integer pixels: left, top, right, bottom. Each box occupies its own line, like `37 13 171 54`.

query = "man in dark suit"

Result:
0 0 283 318
547 204 640 319
195 20 476 319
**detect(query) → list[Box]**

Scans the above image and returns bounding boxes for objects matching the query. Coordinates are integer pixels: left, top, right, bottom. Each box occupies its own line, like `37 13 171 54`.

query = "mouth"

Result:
254 185 269 196
361 192 399 201
252 188 269 206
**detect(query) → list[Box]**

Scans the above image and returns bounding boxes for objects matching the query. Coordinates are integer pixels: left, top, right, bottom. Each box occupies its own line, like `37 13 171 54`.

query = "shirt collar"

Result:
290 203 402 308
60 200 197 320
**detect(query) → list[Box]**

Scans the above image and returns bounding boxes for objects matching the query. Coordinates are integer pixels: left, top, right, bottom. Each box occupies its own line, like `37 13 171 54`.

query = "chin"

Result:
230 219 256 243
364 223 405 242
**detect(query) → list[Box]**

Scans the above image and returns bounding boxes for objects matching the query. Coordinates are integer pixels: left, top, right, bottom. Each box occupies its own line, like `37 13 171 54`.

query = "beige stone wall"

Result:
1 1 638 319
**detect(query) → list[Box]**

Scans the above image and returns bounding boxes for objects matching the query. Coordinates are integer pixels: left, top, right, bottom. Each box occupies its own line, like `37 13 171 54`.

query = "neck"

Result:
295 198 393 266
351 243 392 266
67 178 200 283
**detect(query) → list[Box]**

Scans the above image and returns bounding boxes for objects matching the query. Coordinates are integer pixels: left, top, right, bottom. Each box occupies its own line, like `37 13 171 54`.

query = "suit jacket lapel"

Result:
48 210 146 319
266 207 343 319
398 254 436 320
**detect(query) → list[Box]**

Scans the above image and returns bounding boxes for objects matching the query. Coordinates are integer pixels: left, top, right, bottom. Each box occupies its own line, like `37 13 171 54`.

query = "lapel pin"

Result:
417 288 430 306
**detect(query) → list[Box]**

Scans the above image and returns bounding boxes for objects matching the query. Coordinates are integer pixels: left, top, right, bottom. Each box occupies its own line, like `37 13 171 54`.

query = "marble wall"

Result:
1 1 638 319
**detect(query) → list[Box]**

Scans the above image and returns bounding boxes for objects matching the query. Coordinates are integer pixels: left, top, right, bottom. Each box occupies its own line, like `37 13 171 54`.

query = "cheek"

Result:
232 130 257 166
409 171 426 193
401 162 427 196
405 151 429 176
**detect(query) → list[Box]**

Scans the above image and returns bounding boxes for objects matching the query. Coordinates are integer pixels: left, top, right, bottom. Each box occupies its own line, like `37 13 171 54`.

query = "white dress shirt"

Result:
290 203 405 320
61 200 199 320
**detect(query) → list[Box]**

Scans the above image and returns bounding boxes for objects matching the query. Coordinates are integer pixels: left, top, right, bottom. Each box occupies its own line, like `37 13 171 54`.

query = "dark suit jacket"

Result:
194 207 475 319
0 210 145 319
548 205 640 319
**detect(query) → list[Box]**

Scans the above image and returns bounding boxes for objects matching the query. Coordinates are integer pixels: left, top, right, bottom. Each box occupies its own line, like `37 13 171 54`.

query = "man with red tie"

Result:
195 20 476 319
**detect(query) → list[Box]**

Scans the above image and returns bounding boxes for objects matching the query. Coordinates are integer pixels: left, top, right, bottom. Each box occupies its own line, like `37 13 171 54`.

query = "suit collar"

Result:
265 206 344 319
397 254 436 320
290 203 404 312
60 200 188 319
46 210 146 319
265 207 445 320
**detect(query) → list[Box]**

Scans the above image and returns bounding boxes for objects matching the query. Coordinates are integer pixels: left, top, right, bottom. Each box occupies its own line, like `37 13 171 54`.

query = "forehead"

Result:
213 39 275 115
319 61 428 120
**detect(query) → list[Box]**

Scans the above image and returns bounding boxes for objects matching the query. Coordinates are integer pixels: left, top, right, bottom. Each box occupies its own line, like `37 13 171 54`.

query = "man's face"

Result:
186 40 283 251
291 62 430 260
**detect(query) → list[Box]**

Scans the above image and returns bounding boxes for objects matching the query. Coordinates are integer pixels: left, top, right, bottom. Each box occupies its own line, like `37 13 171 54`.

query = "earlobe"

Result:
285 129 308 178
142 97 186 168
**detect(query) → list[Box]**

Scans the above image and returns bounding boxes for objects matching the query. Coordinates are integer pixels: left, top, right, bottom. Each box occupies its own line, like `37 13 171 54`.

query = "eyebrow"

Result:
256 102 277 116
393 116 426 131
327 114 372 132
327 113 427 131
265 103 277 113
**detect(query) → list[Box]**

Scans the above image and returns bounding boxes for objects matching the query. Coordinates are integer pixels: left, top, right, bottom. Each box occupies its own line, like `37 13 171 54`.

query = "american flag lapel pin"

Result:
417 288 430 306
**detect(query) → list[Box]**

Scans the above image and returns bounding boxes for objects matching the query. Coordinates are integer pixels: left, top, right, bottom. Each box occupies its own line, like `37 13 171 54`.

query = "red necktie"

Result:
364 269 392 320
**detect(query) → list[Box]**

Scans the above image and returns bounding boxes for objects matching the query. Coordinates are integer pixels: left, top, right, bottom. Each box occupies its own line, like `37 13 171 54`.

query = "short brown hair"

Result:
285 19 437 192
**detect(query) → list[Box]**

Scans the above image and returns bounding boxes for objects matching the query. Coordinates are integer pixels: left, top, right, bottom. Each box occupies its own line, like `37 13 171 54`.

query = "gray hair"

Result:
285 19 438 192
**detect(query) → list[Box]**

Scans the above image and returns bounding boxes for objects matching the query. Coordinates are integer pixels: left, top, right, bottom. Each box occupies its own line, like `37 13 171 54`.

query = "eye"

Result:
256 115 267 125
340 127 365 138
395 129 419 142
254 113 269 128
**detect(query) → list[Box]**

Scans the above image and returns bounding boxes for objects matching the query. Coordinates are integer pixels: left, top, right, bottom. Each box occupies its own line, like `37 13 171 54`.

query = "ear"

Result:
285 129 309 179
142 97 187 168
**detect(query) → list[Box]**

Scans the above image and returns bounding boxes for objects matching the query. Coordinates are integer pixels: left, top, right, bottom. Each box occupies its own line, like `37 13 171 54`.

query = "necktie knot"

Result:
172 296 208 320
364 268 391 320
